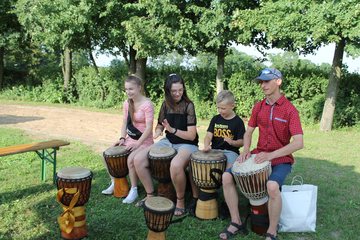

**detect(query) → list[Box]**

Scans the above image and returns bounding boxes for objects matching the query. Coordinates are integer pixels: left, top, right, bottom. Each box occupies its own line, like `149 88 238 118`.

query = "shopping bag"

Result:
278 176 317 232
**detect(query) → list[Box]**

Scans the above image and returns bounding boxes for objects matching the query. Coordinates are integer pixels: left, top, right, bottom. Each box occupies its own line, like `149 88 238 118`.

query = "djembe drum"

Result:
103 145 130 198
231 154 271 235
148 146 176 202
56 166 93 240
190 150 226 220
143 196 175 240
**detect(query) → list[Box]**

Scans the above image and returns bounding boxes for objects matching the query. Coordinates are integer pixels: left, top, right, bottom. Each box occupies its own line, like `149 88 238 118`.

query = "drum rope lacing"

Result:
56 188 86 234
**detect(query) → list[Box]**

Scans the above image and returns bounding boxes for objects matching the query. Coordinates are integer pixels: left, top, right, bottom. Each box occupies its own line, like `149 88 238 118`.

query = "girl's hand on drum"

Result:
254 152 271 163
125 142 139 151
113 138 125 147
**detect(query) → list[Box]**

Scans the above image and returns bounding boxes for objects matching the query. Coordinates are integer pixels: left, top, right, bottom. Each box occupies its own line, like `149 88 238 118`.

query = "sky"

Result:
94 43 360 73
236 43 360 73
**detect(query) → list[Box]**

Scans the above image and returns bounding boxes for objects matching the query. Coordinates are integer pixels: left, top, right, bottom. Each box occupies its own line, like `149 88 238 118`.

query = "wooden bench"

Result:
0 140 70 184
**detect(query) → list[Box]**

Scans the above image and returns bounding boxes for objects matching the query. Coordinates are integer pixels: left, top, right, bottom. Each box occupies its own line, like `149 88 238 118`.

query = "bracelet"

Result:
173 128 177 134
119 137 125 141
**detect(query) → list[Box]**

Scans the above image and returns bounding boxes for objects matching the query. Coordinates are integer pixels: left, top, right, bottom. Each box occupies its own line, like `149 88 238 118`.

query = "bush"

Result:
73 63 129 108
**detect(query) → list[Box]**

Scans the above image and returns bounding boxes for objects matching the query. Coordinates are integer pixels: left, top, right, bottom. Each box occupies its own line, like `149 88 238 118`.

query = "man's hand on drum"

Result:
254 152 272 164
238 150 251 162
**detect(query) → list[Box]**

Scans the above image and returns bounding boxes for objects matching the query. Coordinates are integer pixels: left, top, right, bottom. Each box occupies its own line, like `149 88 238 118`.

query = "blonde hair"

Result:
216 90 235 105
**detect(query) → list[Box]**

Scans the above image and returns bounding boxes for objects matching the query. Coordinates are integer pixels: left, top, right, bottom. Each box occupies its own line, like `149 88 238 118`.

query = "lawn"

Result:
0 125 359 240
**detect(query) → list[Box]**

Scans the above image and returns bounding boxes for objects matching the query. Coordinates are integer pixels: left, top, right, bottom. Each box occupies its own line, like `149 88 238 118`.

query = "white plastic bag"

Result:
278 176 317 232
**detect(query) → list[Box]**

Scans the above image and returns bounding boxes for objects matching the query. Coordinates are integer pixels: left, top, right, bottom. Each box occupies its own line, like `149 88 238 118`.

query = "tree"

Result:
233 0 360 130
0 0 25 89
185 0 259 93
16 0 99 90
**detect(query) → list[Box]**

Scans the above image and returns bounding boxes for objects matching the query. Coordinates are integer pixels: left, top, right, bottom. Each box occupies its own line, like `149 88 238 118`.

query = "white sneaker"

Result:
122 187 138 204
101 182 114 195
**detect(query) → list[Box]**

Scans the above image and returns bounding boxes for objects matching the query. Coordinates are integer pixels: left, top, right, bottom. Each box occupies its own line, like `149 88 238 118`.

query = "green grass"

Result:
1 124 360 239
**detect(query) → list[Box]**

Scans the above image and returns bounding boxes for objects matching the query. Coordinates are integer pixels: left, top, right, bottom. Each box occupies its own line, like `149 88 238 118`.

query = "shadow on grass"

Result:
2 156 360 240
0 115 44 125
0 184 54 205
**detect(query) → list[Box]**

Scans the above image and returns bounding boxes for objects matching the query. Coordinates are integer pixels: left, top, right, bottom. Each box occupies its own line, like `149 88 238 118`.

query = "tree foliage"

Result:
233 0 360 131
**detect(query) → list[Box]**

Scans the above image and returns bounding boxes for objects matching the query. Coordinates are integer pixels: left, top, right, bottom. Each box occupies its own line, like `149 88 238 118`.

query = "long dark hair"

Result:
126 75 144 121
164 73 191 109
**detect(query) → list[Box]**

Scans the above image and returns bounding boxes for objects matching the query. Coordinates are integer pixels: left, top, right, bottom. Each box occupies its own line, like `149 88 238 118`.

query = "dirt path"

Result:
0 103 123 153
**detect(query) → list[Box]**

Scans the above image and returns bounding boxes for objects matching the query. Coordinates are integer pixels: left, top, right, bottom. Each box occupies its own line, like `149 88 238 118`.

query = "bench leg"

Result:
36 148 58 184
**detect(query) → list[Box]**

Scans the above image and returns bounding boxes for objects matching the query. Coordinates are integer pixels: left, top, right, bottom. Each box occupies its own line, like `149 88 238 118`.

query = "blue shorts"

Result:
269 163 292 187
155 138 198 154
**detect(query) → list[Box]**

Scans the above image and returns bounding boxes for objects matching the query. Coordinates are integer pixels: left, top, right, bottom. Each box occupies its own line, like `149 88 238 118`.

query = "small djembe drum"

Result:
56 166 93 240
143 196 175 240
103 145 130 198
232 154 271 235
148 146 177 202
190 150 226 220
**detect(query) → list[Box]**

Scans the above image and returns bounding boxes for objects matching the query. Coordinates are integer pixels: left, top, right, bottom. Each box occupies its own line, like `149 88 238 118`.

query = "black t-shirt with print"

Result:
207 114 245 154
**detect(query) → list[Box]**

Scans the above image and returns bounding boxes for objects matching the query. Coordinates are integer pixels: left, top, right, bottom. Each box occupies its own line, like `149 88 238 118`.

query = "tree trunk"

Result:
89 50 99 75
63 47 72 91
0 47 4 90
135 57 147 84
319 38 346 131
216 46 226 94
129 46 136 75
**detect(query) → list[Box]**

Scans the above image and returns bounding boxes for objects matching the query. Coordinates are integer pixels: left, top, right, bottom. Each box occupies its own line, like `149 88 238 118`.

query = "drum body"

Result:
231 154 271 206
143 196 175 240
190 150 226 220
56 166 93 240
103 146 130 198
231 154 271 235
250 203 269 235
148 146 176 202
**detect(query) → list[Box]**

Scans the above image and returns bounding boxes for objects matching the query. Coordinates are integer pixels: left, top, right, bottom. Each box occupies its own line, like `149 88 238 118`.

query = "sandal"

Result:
174 207 187 216
174 196 186 216
219 222 248 239
265 233 277 240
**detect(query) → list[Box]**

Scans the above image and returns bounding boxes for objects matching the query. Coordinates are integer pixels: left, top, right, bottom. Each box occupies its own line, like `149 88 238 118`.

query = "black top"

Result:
207 114 245 154
158 99 199 146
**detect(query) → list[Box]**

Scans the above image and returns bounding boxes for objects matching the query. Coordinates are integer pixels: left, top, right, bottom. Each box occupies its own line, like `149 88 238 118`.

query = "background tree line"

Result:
1 0 359 130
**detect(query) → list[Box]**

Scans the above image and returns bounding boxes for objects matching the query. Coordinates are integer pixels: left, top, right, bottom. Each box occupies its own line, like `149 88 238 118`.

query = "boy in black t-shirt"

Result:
203 90 245 170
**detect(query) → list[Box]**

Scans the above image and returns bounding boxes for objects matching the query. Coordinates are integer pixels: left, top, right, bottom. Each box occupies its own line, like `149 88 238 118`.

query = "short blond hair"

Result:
216 90 235 105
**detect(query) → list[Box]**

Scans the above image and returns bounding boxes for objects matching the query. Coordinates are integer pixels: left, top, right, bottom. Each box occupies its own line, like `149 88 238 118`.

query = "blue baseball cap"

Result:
255 68 283 81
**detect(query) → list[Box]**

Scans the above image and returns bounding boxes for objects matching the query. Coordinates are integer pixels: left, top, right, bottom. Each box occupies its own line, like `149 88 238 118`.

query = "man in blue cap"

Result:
219 68 304 240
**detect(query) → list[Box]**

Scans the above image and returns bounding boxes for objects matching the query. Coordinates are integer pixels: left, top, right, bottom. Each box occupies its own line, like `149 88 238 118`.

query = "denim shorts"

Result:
155 137 198 154
269 163 292 187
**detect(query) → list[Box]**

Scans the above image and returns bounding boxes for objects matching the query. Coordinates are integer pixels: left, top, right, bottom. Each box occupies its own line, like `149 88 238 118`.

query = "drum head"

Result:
149 146 176 158
191 150 226 162
57 166 91 179
104 145 129 156
232 154 270 174
145 196 174 211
